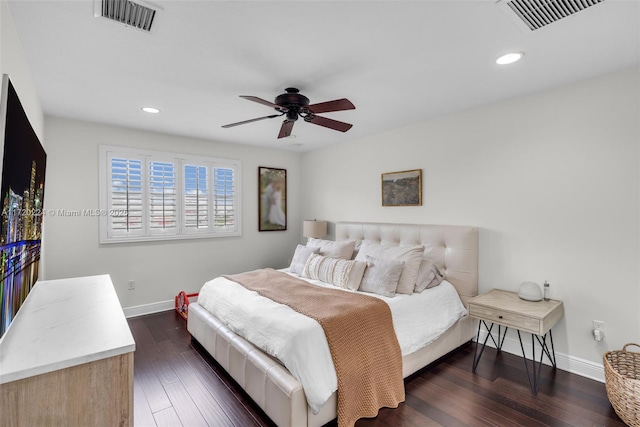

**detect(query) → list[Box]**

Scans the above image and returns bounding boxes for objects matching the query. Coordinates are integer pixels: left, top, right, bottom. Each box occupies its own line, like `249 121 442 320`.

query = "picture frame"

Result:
258 166 287 231
381 169 422 206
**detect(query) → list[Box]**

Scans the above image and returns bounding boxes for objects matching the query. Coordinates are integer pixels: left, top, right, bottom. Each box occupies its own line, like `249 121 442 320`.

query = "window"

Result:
99 146 241 243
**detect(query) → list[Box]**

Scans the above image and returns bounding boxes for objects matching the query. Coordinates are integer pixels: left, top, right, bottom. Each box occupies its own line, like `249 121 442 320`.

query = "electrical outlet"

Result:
128 280 135 290
593 320 605 330
593 320 606 342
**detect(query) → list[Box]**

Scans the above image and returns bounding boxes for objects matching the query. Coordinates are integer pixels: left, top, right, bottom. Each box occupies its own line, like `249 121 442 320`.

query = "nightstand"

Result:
468 289 564 395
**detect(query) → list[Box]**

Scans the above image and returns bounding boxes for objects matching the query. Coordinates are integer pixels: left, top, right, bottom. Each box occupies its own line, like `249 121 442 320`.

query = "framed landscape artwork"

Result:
381 169 422 206
258 166 287 231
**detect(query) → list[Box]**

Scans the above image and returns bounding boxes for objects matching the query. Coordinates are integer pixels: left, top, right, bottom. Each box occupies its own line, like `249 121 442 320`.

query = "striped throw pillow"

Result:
302 253 366 291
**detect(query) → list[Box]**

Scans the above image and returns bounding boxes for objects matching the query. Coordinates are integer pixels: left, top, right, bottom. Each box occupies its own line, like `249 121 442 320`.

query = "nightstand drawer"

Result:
469 304 539 334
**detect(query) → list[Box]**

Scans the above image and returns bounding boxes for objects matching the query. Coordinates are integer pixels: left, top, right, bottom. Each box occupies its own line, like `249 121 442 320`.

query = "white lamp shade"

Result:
303 220 327 239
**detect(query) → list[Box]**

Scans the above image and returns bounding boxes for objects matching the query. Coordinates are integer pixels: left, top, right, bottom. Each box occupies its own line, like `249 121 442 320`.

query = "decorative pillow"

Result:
358 255 405 298
345 261 367 291
306 238 356 260
302 253 366 291
355 242 424 294
426 264 445 289
289 245 320 275
414 260 445 292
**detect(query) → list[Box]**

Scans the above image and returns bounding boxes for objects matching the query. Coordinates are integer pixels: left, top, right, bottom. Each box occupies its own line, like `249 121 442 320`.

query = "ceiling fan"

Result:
222 88 355 139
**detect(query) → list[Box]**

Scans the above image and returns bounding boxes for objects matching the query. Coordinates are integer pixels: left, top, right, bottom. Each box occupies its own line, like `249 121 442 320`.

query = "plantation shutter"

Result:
99 146 241 243
184 164 209 230
148 160 177 235
213 165 236 231
108 156 143 238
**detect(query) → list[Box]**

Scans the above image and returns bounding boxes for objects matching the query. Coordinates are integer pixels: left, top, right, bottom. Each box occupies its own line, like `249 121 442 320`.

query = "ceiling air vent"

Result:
95 0 158 32
497 0 605 32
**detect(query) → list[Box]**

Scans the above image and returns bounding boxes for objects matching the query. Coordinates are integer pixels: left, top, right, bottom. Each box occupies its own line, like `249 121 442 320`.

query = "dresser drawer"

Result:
469 304 540 334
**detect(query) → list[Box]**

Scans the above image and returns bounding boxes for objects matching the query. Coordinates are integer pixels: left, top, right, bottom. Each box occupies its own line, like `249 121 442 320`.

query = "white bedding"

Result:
197 270 467 413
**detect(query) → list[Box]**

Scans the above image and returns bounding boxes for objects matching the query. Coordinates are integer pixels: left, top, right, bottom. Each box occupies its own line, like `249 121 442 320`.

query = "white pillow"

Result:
302 253 366 291
414 259 444 292
289 245 320 275
355 242 424 295
414 260 445 292
358 255 405 298
306 238 356 260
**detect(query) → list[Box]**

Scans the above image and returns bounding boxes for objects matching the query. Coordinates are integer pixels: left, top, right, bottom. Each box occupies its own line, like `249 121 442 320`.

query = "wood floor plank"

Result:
134 376 158 427
128 316 163 361
182 347 268 427
129 311 625 427
163 381 210 427
135 364 173 414
153 407 183 427
439 364 582 426
410 371 538 427
446 349 626 426
143 311 182 344
356 401 444 427
158 340 239 427
146 354 180 386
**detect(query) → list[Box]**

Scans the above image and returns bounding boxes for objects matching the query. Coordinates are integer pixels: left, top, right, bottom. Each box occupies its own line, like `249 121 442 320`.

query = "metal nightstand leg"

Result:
536 330 557 368
517 329 557 395
472 320 508 373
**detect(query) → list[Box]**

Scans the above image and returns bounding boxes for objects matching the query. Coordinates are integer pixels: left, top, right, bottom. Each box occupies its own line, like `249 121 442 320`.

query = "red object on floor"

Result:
175 291 199 320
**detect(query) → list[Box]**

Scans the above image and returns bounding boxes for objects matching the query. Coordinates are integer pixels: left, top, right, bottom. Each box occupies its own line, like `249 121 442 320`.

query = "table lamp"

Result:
303 220 327 239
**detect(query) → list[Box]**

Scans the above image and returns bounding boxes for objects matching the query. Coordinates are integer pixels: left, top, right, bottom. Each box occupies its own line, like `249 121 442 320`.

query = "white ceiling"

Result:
7 0 640 152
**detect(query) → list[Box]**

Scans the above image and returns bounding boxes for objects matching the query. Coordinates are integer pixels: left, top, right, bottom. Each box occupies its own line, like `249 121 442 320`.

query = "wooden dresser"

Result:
0 275 135 426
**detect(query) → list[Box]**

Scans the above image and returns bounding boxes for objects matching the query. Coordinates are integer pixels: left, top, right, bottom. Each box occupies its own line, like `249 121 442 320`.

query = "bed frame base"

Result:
188 302 475 427
188 222 479 427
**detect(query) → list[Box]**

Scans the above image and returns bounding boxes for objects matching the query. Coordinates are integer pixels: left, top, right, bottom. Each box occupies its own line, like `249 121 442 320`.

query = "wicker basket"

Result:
604 343 640 426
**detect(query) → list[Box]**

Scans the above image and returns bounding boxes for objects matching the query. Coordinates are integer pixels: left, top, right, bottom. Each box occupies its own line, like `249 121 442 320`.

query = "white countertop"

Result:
0 274 136 384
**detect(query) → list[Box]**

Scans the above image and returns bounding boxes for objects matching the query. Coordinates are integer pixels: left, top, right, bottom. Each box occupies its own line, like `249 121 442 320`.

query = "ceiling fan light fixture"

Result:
222 88 355 139
496 52 524 65
141 106 160 114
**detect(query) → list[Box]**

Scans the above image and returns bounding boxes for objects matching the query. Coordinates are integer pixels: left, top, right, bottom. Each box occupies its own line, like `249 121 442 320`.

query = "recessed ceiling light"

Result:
496 52 524 65
141 106 160 114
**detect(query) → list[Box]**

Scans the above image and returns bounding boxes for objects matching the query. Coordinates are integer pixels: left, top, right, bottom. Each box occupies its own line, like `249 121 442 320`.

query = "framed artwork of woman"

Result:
258 166 287 231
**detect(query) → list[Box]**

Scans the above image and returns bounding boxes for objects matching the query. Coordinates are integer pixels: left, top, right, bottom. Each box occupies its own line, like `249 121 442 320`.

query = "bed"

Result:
187 221 479 427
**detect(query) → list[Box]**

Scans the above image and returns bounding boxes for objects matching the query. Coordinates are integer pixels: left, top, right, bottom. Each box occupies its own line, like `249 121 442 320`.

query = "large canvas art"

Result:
0 76 47 337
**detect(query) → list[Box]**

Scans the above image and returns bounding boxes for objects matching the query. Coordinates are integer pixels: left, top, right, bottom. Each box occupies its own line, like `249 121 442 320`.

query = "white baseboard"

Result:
123 296 199 318
477 329 605 383
123 299 174 318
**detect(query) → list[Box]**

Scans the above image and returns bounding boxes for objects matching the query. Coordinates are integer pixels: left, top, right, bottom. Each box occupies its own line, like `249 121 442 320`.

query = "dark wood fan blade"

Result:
240 95 281 109
305 115 353 132
221 114 280 128
307 98 355 114
278 120 295 139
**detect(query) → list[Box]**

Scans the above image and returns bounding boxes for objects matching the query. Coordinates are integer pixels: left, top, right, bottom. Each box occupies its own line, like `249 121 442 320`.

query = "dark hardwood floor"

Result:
129 311 624 427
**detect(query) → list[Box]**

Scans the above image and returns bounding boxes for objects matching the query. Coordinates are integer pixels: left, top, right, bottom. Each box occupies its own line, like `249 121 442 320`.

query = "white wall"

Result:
1 0 47 279
301 68 640 372
43 117 302 311
0 0 43 139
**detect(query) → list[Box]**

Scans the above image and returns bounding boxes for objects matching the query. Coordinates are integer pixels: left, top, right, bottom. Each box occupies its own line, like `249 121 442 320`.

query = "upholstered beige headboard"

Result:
335 222 479 307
